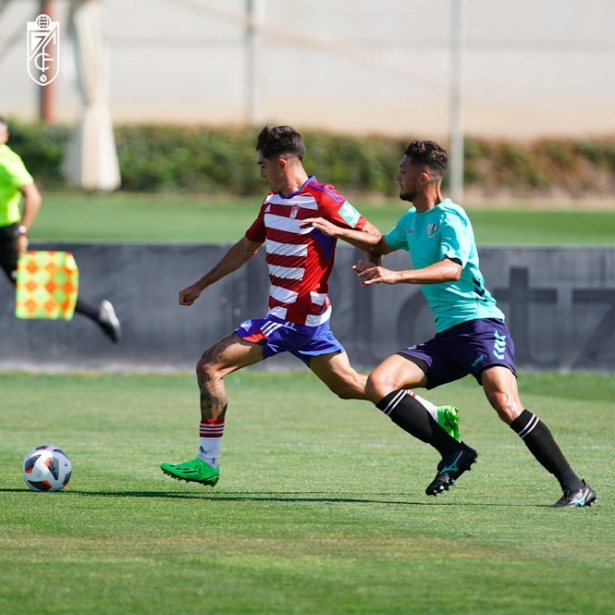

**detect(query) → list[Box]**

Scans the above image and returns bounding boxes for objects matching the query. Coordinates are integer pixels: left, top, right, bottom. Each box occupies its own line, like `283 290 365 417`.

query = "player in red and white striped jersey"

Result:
160 126 459 487
245 175 366 327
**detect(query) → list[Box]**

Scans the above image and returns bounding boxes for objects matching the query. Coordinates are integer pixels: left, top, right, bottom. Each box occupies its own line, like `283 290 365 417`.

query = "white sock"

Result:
197 418 225 468
407 390 439 422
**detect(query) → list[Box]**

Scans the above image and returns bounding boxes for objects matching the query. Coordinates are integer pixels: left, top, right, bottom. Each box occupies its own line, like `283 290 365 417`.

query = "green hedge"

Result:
6 119 69 189
6 118 615 197
463 137 615 196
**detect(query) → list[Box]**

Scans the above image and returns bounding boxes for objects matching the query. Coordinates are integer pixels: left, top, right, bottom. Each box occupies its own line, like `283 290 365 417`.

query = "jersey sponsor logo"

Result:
427 223 438 238
338 200 360 228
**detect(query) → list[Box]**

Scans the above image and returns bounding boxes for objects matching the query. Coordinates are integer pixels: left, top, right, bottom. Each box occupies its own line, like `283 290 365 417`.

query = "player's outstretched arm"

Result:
300 217 393 255
179 236 262 306
354 257 462 287
361 220 392 264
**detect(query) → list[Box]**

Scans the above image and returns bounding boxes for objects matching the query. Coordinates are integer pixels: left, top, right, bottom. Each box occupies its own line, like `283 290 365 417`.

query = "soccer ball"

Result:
22 445 72 492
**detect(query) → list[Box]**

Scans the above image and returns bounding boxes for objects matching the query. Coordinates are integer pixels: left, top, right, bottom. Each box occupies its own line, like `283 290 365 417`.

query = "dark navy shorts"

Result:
397 318 516 389
234 315 345 365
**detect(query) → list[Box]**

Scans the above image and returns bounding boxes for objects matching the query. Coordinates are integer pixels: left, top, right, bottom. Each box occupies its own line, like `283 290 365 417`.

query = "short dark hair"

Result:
404 140 448 178
256 125 305 160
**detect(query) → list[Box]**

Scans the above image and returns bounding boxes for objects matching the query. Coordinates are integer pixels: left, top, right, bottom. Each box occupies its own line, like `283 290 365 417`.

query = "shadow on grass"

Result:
0 487 544 506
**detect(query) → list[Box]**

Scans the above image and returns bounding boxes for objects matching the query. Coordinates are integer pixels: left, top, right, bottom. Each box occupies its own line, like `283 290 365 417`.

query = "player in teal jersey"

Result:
302 140 594 508
383 198 504 332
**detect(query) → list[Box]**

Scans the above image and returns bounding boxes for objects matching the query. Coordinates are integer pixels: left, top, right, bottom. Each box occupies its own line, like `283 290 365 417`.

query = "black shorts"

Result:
0 223 19 283
397 318 517 389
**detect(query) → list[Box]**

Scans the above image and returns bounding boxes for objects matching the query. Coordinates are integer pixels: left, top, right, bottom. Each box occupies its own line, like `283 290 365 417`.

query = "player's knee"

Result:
365 373 389 403
488 391 522 424
195 354 219 384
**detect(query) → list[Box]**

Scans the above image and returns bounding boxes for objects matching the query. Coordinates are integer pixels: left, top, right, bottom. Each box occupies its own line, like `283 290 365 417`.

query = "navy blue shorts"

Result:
397 318 516 389
234 315 345 365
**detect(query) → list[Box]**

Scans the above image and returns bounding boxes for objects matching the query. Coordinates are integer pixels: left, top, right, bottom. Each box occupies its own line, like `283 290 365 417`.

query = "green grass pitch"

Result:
0 371 613 614
30 191 615 245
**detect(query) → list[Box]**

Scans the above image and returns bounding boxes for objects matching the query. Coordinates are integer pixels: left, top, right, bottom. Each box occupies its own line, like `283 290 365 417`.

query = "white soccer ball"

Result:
22 445 72 492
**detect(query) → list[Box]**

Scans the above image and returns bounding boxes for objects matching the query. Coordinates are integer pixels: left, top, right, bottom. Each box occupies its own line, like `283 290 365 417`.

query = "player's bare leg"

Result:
481 365 523 424
196 333 264 419
308 351 368 400
161 333 263 486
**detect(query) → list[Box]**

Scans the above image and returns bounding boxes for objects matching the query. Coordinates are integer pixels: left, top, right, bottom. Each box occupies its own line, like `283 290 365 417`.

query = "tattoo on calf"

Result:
197 334 238 419
200 390 227 420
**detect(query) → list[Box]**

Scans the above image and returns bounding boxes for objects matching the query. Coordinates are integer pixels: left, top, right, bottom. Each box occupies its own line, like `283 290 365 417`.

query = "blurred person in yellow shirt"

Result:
0 116 121 342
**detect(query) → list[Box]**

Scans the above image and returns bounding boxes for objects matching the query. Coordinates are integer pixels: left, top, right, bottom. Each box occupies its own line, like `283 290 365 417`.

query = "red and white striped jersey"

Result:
245 176 367 326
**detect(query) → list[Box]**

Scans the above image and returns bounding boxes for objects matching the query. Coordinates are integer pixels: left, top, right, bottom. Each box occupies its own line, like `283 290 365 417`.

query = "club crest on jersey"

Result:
290 204 300 219
427 223 438 238
338 201 360 227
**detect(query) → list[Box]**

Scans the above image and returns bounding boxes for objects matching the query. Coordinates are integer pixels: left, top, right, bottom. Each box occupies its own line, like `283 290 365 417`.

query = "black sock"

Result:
376 390 459 456
74 298 100 322
510 409 582 491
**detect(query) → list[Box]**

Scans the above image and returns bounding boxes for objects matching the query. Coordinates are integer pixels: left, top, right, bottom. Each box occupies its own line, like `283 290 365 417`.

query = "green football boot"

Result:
160 458 220 486
437 406 460 441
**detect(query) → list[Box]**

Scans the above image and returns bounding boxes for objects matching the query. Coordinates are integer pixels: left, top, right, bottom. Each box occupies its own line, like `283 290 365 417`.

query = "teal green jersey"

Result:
384 198 504 332
0 144 33 226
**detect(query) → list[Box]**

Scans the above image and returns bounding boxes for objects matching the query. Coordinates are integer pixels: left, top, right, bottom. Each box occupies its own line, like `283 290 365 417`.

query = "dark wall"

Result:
1 243 614 372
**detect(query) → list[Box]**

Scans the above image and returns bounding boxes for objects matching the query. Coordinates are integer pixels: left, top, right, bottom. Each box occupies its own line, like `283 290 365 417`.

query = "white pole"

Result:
450 0 464 203
246 0 263 125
